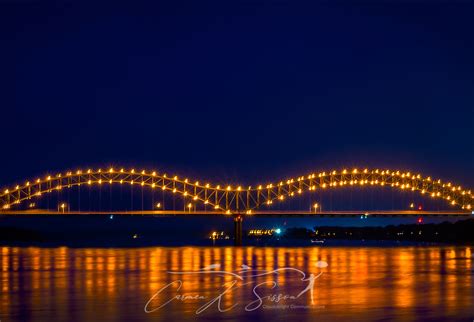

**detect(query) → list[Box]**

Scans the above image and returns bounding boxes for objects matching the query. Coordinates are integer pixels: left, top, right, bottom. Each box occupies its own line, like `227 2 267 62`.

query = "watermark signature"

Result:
144 260 328 314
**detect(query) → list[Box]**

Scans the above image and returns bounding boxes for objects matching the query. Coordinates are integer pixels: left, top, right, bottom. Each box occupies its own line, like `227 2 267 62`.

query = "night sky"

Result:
2 1 473 189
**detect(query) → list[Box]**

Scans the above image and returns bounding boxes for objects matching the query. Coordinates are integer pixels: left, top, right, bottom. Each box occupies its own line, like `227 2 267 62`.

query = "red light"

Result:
418 205 422 210
417 217 423 224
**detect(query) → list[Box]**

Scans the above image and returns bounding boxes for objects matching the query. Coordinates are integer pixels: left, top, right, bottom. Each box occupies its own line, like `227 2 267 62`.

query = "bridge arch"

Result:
0 167 472 213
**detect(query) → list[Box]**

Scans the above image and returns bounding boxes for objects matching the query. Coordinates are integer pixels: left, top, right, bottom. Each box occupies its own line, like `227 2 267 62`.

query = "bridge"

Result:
1 166 472 244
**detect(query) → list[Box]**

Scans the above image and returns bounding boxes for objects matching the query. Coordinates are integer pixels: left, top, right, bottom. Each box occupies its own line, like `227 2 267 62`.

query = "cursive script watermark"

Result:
144 260 328 314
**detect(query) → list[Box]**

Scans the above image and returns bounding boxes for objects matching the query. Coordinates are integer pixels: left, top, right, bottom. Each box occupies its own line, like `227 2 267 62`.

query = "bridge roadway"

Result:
0 210 471 216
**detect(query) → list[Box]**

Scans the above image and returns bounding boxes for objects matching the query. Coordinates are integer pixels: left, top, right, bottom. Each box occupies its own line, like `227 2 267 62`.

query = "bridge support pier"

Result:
233 214 243 246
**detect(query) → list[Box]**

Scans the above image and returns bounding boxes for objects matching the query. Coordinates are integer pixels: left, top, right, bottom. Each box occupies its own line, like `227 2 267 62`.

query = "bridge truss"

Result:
0 167 472 213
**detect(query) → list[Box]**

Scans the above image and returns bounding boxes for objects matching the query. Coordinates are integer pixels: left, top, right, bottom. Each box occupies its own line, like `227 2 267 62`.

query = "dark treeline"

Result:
283 219 474 243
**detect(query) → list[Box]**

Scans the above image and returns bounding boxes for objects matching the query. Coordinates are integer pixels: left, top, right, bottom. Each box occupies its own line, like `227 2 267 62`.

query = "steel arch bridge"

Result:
0 167 472 213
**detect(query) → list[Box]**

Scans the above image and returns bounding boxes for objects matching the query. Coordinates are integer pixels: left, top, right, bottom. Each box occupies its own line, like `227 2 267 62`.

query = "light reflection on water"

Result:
0 246 473 321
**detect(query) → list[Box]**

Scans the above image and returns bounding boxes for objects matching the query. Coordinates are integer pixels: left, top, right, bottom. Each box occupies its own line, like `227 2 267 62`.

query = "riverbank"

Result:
1 215 473 247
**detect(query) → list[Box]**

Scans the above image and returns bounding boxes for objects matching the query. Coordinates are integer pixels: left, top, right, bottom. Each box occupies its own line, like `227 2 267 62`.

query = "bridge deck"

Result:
0 210 471 217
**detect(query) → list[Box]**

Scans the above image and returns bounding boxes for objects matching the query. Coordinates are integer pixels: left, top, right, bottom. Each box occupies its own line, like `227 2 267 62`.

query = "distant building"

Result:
248 228 281 237
209 231 230 240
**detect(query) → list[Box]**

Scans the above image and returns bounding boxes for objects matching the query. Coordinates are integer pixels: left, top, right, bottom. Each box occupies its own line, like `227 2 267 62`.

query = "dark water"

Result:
1 246 473 322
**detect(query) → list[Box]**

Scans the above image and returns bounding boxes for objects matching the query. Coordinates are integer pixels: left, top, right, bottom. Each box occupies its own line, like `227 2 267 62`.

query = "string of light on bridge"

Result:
0 167 472 213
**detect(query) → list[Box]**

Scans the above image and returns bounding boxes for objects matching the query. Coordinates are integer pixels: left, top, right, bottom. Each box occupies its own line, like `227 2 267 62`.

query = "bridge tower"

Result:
233 214 243 246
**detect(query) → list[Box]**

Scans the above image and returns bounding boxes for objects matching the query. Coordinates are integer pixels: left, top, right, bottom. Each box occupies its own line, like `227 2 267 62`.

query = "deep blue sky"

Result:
2 0 473 188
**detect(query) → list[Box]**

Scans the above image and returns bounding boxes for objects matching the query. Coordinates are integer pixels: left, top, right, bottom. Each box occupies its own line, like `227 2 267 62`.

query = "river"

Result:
0 246 473 321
